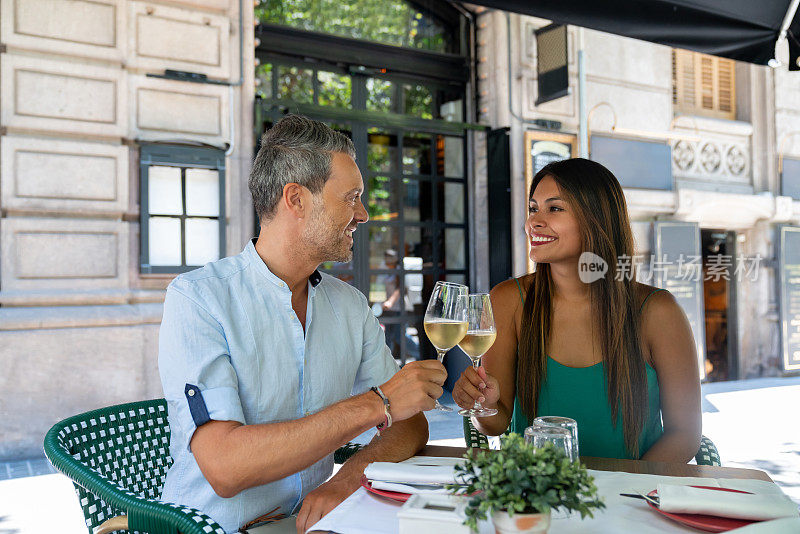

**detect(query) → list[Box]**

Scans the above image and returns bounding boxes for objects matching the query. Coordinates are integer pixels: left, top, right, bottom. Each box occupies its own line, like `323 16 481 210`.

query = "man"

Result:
378 249 403 355
158 115 446 534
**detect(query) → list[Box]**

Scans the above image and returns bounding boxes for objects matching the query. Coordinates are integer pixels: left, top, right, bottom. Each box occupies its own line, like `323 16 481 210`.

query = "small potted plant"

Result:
449 433 605 533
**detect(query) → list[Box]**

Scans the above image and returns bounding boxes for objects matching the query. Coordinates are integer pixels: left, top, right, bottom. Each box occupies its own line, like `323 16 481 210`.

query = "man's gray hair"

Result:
249 114 356 221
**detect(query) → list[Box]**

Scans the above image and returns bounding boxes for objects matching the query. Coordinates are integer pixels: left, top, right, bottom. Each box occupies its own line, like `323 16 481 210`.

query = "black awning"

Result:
467 0 800 70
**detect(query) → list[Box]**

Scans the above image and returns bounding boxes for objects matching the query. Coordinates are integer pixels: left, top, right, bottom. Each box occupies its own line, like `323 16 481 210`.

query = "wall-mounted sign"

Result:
654 221 707 380
778 225 800 371
780 158 800 200
524 130 576 273
590 135 673 190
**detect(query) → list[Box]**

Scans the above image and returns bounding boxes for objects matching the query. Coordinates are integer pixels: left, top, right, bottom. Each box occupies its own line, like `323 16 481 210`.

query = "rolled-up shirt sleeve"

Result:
158 283 245 450
352 295 400 395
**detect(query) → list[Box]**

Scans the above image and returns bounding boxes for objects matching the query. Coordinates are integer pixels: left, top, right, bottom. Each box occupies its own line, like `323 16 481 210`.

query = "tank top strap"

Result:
514 278 525 303
639 288 667 314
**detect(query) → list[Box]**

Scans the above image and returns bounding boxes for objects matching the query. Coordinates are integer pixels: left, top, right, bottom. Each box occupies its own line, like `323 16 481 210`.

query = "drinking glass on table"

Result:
457 293 498 417
524 426 575 462
423 281 468 412
533 416 579 460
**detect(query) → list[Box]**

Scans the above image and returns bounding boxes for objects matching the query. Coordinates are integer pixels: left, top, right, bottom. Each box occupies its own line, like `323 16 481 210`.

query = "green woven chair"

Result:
44 399 224 534
463 417 722 466
43 398 362 534
694 435 722 466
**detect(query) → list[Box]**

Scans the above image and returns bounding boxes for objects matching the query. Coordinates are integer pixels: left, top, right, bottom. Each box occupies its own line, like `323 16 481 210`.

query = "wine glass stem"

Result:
472 356 484 411
432 349 451 411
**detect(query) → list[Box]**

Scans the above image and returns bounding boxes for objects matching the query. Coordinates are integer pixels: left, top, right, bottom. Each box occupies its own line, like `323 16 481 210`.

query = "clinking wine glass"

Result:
423 281 468 412
457 293 498 417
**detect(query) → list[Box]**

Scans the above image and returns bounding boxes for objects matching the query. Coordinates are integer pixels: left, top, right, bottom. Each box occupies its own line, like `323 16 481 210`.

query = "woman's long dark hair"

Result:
517 158 647 457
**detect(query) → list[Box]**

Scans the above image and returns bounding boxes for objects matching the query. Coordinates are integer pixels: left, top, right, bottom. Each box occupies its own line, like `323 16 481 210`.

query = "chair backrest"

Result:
46 399 173 530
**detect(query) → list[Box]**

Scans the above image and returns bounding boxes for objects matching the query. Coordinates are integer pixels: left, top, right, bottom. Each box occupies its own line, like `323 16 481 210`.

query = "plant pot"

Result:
491 509 551 534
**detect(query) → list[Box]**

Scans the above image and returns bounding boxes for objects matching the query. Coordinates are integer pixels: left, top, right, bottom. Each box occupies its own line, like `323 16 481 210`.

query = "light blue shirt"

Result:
158 239 398 533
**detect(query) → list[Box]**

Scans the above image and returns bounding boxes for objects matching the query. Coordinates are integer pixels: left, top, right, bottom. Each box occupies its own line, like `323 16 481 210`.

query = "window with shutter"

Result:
672 49 736 120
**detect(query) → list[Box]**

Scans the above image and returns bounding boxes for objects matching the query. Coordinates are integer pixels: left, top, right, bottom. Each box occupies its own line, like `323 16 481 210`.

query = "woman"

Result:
453 158 701 461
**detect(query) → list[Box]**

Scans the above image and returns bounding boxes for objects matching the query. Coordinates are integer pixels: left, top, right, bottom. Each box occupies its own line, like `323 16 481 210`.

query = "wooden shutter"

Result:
716 58 735 115
672 49 735 120
673 49 696 110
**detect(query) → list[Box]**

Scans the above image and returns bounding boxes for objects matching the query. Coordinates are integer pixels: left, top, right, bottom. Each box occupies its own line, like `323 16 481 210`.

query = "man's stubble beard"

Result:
302 204 353 264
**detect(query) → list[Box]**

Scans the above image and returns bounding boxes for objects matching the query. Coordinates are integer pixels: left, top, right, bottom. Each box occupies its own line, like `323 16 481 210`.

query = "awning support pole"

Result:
772 0 800 67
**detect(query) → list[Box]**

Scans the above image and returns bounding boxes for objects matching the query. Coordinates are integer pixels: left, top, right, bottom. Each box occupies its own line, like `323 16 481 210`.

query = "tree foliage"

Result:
255 0 447 52
254 0 452 226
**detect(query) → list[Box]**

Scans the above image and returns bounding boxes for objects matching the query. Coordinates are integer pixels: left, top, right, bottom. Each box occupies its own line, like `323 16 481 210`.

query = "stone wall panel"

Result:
1 136 129 214
131 74 228 144
0 323 162 459
153 0 230 12
0 53 127 137
129 1 230 79
0 0 125 61
1 217 129 291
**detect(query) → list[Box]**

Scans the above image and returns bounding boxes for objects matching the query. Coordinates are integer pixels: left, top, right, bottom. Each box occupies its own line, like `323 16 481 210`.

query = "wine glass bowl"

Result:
424 320 468 353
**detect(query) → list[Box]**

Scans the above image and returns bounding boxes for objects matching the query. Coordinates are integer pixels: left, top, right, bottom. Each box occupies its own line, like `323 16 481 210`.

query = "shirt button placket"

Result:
282 287 305 507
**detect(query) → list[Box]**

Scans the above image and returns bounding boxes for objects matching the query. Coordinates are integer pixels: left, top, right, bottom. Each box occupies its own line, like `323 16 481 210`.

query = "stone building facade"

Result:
1 1 799 460
475 9 800 382
0 0 255 459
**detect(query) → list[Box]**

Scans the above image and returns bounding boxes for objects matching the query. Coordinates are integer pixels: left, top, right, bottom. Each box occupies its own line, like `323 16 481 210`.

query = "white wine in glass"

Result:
423 281 468 412
458 330 497 357
457 293 498 417
424 320 469 352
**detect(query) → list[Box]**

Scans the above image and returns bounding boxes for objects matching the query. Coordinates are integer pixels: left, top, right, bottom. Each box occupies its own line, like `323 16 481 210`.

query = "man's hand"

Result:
379 359 446 421
294 412 428 533
452 366 500 411
295 475 359 533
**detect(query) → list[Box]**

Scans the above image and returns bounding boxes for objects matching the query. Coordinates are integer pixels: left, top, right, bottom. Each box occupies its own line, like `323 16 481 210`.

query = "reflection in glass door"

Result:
363 122 469 364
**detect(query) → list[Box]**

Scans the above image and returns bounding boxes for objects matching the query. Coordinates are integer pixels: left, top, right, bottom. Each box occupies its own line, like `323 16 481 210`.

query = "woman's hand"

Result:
452 366 500 410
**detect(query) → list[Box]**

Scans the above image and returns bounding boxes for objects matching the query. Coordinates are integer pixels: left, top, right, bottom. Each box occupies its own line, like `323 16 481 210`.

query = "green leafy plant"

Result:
256 0 450 53
448 433 605 530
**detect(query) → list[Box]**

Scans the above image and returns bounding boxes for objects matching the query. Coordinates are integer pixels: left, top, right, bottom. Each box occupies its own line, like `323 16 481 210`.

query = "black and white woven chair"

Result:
44 399 225 534
44 399 366 533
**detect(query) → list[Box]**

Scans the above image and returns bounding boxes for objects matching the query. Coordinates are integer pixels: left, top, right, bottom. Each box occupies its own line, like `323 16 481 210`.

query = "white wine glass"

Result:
457 293 498 417
423 281 468 412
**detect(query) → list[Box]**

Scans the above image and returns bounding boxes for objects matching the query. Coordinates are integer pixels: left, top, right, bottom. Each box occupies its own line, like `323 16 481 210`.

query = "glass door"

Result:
255 57 471 364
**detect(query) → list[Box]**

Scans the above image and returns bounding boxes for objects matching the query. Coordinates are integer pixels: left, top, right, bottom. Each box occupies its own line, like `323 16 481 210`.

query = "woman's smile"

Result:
530 233 558 247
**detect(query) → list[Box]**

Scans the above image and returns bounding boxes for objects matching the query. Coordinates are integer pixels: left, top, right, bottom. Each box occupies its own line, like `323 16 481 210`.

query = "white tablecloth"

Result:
306 469 800 534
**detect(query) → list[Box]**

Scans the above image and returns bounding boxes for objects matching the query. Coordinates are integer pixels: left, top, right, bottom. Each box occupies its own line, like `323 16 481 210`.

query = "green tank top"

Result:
509 279 665 459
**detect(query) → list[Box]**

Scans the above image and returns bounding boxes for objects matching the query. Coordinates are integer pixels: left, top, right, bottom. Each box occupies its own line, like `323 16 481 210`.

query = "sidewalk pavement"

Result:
2 380 798 533
700 376 800 503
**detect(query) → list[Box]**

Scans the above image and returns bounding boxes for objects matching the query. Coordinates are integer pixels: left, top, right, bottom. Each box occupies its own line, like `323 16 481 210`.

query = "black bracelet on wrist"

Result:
370 386 392 434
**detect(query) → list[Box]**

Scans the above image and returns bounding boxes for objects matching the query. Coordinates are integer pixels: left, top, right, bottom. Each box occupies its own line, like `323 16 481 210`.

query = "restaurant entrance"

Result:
701 229 739 382
253 1 476 364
